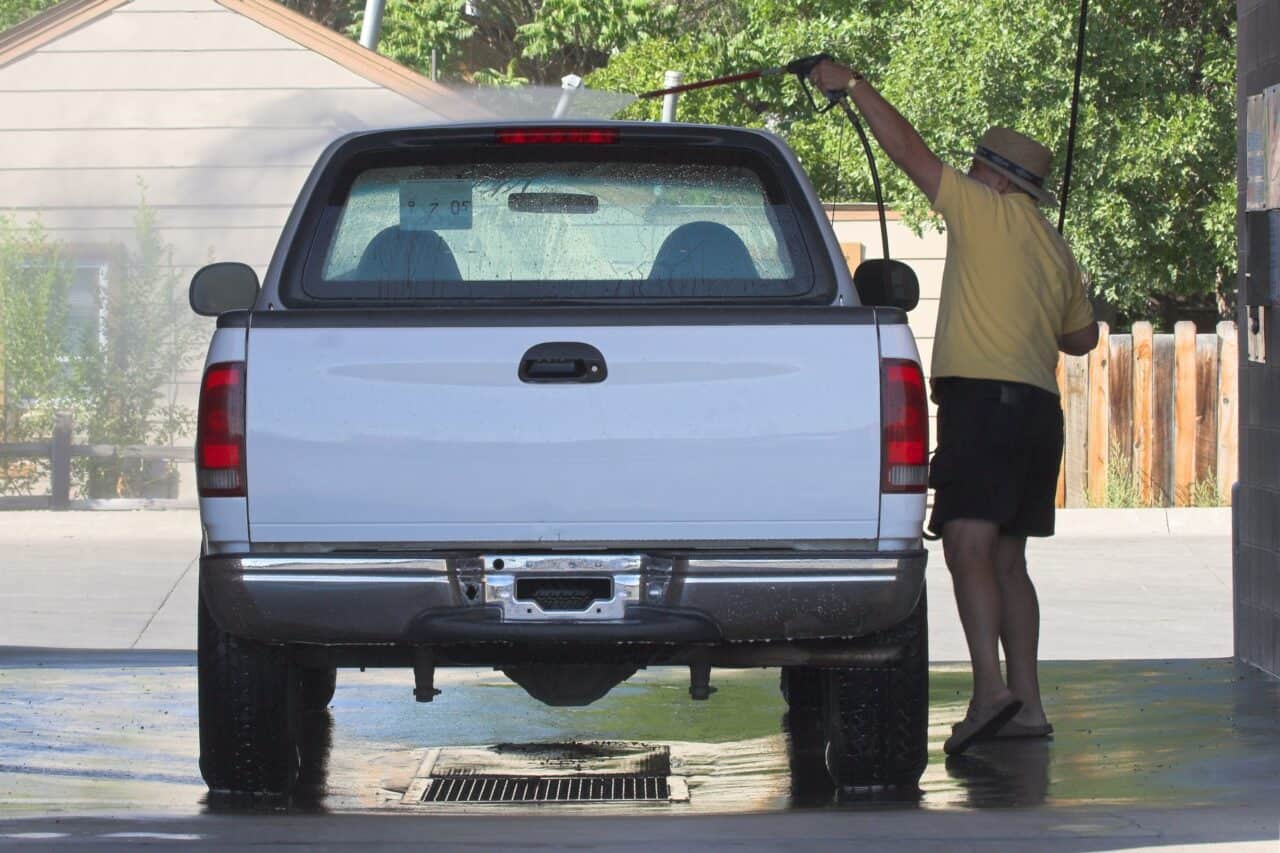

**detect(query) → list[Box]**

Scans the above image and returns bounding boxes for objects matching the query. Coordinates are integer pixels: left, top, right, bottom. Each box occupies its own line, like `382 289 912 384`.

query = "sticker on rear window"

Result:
400 180 473 231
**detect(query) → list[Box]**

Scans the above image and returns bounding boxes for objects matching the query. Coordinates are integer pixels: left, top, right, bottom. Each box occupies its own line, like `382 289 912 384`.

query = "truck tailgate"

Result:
245 315 881 545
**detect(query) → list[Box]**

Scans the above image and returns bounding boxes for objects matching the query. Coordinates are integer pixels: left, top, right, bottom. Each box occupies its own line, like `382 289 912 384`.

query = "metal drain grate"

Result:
400 744 689 805
423 774 669 803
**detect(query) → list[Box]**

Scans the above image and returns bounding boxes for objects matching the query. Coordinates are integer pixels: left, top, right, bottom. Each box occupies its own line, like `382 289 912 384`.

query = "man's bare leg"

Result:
942 519 1015 711
994 535 1049 726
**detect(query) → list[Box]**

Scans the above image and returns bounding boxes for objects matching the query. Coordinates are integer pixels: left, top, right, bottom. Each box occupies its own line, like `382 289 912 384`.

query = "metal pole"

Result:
660 71 682 122
553 74 583 119
359 0 386 50
430 48 438 82
51 412 71 511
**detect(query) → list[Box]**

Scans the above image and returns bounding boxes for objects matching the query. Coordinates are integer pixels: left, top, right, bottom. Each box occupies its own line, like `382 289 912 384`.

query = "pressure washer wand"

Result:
637 67 786 100
637 53 845 112
637 52 889 263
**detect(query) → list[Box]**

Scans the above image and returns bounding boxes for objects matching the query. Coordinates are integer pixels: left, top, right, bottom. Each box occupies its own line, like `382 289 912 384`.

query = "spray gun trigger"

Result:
786 52 846 112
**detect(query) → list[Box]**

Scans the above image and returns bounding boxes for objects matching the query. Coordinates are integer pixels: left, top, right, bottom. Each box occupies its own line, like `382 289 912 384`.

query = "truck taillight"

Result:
496 128 619 144
197 361 246 498
882 359 928 493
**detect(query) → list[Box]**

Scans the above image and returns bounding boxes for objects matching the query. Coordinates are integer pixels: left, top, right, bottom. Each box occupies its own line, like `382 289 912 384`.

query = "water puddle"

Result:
1 658 1277 818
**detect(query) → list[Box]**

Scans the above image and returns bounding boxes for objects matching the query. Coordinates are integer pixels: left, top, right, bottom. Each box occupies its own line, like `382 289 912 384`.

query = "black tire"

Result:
780 665 823 712
822 587 929 788
300 667 337 713
198 594 301 795
781 666 825 754
782 667 832 803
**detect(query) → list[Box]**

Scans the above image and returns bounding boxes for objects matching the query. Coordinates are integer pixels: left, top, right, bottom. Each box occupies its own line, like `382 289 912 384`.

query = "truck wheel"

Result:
822 587 929 789
300 667 337 713
781 666 830 800
198 595 301 795
780 666 823 712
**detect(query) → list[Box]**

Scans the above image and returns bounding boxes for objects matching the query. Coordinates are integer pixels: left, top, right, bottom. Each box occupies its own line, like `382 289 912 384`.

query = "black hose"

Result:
838 99 891 262
1057 0 1089 234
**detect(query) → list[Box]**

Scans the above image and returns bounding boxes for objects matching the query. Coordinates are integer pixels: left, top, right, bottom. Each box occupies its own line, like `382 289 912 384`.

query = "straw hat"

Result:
971 127 1058 206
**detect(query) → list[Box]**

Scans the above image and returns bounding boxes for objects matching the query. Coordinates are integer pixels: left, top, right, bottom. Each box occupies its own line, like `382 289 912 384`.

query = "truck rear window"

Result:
300 147 820 303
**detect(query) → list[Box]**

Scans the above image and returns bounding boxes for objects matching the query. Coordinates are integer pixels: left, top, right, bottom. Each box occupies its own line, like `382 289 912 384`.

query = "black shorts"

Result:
927 377 1064 539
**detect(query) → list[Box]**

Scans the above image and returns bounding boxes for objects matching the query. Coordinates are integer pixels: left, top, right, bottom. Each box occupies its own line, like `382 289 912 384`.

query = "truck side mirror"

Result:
853 259 919 312
190 263 260 317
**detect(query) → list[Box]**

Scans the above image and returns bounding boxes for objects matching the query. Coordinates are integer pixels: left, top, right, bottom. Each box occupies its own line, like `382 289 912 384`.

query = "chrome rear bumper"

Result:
200 550 927 646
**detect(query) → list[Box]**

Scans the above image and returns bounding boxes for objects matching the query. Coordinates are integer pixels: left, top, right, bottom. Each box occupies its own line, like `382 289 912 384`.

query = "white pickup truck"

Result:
189 121 929 796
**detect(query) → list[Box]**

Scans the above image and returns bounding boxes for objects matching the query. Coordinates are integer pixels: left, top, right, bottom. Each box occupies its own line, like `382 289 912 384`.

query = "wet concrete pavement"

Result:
1 653 1278 850
2 508 1274 849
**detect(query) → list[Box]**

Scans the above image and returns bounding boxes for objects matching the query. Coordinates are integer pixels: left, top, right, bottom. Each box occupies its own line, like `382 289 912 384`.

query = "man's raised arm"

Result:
810 60 943 204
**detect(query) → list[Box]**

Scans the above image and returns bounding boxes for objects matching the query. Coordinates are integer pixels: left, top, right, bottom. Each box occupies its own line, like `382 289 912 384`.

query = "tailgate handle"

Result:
519 342 608 384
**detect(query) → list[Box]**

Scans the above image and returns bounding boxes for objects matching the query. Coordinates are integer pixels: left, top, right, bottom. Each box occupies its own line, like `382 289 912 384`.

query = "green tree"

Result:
281 0 357 32
880 0 1236 323
586 0 905 214
0 0 59 32
588 0 1237 324
347 0 675 84
346 0 477 80
517 0 676 73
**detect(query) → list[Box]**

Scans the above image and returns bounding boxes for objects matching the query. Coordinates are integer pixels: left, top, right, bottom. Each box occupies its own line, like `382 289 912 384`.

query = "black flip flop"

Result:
992 720 1054 739
944 697 1024 756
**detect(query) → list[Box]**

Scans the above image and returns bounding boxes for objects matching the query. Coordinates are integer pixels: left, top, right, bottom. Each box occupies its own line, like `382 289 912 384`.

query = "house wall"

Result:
830 206 947 434
1236 0 1280 678
0 0 452 271
0 0 455 498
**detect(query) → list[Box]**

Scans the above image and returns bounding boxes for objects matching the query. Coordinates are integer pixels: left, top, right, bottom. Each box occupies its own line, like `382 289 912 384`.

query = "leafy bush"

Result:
0 196 204 499
0 219 79 494
1187 478 1224 508
74 198 205 498
1098 446 1146 508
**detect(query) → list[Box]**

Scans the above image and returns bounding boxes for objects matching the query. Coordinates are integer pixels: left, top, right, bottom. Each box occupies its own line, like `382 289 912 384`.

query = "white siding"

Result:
0 87 431 129
0 0 455 500
833 215 946 376
0 0 451 269
31 226 285 267
9 205 291 229
2 128 341 168
0 167 313 210
834 212 948 442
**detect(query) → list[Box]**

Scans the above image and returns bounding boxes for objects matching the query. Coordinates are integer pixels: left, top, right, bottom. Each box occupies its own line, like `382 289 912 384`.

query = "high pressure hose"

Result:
639 53 895 260
836 99 891 263
1057 0 1089 234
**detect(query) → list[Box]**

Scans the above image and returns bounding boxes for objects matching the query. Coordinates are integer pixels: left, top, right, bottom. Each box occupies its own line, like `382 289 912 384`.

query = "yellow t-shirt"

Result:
930 165 1094 396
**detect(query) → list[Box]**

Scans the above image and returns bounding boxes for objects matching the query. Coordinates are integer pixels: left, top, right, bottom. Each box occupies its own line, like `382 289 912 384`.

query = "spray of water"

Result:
430 84 641 123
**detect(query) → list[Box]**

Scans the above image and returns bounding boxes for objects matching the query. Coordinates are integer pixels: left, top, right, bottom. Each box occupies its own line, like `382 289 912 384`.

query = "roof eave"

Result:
0 0 493 123
0 0 130 68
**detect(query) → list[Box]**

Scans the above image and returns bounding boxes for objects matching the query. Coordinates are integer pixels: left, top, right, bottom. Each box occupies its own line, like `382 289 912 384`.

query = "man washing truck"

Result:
810 59 1099 755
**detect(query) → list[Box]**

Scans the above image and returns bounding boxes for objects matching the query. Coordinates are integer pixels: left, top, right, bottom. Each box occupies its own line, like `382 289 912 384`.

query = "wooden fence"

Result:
0 413 194 510
1055 321 1238 508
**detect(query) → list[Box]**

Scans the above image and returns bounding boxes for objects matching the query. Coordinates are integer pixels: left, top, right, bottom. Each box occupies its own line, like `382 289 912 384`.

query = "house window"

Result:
64 259 109 350
16 251 111 352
